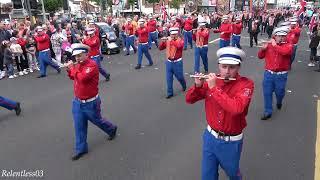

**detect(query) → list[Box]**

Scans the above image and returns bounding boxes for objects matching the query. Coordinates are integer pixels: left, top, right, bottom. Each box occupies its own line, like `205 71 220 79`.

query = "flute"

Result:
260 40 272 44
190 74 236 81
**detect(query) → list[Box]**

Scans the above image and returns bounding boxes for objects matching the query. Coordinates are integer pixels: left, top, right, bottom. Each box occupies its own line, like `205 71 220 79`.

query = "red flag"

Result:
296 0 306 17
161 0 168 22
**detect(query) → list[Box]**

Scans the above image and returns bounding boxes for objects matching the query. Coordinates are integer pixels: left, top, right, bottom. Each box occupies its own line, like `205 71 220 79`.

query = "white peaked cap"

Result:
86 27 95 34
169 27 179 35
138 18 145 24
71 43 90 56
217 47 245 65
198 21 206 26
273 26 290 36
279 21 291 27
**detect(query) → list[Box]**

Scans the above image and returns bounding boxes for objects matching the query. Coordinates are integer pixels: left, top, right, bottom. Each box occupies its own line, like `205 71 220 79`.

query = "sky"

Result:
1 0 12 3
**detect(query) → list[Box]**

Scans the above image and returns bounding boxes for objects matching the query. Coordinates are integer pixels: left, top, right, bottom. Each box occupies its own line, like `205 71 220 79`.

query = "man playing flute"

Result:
186 47 254 180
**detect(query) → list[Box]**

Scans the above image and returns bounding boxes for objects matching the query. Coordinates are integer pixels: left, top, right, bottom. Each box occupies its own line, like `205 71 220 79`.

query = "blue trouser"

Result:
202 129 243 180
183 30 193 49
148 31 158 48
165 60 186 96
219 39 230 48
38 50 60 76
126 35 137 54
194 46 209 73
121 32 126 48
91 55 109 78
6 64 14 76
231 35 241 48
0 96 17 111
137 43 153 65
263 71 288 115
291 44 297 64
72 96 116 154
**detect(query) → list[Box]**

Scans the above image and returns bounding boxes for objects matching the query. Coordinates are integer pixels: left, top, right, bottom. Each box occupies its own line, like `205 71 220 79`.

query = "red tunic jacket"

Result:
186 75 254 135
67 59 99 100
258 42 293 71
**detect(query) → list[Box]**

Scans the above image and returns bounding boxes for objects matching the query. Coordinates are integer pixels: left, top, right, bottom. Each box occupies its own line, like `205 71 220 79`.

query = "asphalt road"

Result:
0 28 319 180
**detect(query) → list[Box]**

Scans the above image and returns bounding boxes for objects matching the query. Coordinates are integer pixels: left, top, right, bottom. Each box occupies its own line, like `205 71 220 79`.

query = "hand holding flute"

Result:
190 74 236 81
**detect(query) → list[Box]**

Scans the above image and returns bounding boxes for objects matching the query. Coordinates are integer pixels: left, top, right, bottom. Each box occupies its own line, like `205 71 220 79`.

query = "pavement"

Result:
0 28 319 180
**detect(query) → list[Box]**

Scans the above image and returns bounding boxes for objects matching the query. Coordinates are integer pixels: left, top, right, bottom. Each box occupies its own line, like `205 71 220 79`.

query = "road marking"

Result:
315 100 320 180
209 38 220 44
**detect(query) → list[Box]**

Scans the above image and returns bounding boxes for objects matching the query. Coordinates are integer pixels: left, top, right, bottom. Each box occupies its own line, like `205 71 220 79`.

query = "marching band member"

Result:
258 27 292 120
135 19 153 69
183 15 194 50
231 17 243 49
193 21 209 73
266 13 275 38
83 28 110 81
287 18 301 65
34 26 61 78
248 19 260 47
0 96 21 116
123 18 137 56
65 43 118 161
147 14 159 49
213 15 232 48
159 27 187 99
186 47 254 180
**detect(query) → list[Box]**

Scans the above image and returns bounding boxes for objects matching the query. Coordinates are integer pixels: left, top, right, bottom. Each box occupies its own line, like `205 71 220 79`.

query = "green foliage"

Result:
170 0 181 10
146 0 160 4
128 0 135 6
43 0 63 12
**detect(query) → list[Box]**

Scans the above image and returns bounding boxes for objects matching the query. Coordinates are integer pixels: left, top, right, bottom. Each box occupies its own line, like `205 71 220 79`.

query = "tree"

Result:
90 0 113 16
43 0 63 12
146 0 160 14
170 0 181 13
127 0 135 14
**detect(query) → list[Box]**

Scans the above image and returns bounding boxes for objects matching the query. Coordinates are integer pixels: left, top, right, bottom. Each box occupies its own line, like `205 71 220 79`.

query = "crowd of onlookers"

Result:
1 6 320 80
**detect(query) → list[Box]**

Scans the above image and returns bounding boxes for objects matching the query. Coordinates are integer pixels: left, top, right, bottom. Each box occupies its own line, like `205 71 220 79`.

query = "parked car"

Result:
96 22 120 55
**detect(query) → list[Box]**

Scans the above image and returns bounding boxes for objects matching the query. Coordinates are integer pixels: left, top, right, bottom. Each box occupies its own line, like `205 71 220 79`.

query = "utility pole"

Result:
25 0 34 26
40 0 47 22
100 0 105 17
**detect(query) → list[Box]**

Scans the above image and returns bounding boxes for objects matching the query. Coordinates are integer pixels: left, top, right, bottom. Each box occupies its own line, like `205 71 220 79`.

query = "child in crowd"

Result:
10 37 27 76
26 37 39 72
2 41 16 79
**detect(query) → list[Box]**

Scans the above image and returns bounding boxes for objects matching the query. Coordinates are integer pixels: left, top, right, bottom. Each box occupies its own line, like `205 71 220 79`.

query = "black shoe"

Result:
314 69 320 72
260 114 272 120
166 95 173 99
190 46 193 49
71 151 88 161
149 47 152 50
183 48 187 50
204 71 209 75
37 75 46 78
135 65 141 69
182 87 186 92
147 62 153 66
124 53 129 56
57 68 61 74
108 126 117 141
105 74 110 81
276 104 282 110
15 102 21 116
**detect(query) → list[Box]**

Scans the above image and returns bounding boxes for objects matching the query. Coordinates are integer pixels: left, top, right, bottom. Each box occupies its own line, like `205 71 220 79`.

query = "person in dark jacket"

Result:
0 22 12 79
248 19 260 47
308 23 320 67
